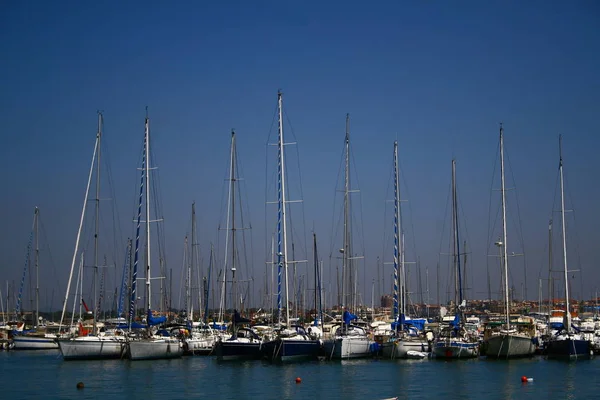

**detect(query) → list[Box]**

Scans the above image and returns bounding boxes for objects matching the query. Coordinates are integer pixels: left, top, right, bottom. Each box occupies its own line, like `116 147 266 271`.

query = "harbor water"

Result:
2 350 598 399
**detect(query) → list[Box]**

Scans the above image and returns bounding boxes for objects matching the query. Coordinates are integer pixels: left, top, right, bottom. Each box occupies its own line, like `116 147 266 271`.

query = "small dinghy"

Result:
406 350 428 359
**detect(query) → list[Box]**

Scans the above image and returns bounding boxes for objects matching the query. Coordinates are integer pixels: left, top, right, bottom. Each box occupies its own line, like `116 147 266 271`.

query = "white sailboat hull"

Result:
324 336 372 360
381 338 429 359
183 335 216 355
13 335 59 350
128 339 183 360
485 333 535 358
59 337 126 360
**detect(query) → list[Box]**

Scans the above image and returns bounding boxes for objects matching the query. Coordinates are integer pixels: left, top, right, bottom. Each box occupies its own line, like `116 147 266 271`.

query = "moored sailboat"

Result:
433 160 479 359
127 112 183 360
483 125 536 358
213 130 261 361
12 207 59 350
58 113 127 360
323 114 372 360
381 141 429 359
545 136 590 360
261 91 321 362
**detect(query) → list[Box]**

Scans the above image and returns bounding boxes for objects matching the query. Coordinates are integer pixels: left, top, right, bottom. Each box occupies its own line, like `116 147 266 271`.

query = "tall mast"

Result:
558 135 571 332
548 219 553 315
184 235 190 321
93 112 102 334
34 207 39 328
229 130 237 317
276 91 290 327
59 120 99 331
342 113 350 311
231 131 236 306
144 111 152 320
499 124 510 330
451 159 463 307
190 202 196 322
392 141 400 324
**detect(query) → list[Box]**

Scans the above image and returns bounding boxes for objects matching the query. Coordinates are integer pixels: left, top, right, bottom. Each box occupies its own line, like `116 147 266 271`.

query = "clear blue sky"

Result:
1 1 599 313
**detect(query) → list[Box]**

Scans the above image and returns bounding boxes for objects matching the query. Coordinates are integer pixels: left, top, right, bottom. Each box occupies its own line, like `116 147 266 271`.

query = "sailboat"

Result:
261 91 321 362
483 125 536 358
323 114 372 360
381 141 430 359
127 112 183 360
58 112 128 360
214 130 262 361
182 203 219 355
433 160 479 359
12 207 60 350
545 135 591 360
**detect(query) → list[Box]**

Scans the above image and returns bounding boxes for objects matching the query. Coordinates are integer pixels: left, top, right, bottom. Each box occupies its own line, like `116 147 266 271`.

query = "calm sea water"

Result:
2 351 599 399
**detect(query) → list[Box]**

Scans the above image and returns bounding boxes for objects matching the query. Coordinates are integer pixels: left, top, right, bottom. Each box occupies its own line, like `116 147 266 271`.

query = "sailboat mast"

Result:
276 91 290 327
230 131 237 313
144 112 152 319
393 141 400 323
558 135 571 330
93 112 102 334
451 160 458 307
499 124 511 330
190 202 196 322
34 207 39 328
343 113 350 311
548 219 553 315
185 235 191 321
451 159 463 307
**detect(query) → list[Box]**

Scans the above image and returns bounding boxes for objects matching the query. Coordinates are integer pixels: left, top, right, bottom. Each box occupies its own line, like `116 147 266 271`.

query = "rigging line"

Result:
101 129 124 265
486 134 501 252
327 137 347 260
39 214 64 306
381 154 394 295
398 151 419 264
283 101 310 259
264 97 279 272
505 147 529 299
565 171 584 297
236 143 254 303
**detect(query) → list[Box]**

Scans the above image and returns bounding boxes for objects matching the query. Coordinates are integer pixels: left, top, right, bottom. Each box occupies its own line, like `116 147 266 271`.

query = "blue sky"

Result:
1 1 599 313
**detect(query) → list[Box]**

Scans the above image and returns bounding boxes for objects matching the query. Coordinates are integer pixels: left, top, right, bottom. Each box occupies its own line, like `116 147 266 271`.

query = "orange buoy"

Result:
520 376 527 383
295 377 302 384
76 382 85 389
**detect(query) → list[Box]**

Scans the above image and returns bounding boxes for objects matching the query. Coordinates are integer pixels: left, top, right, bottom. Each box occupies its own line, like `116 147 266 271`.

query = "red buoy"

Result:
295 377 302 384
521 376 527 383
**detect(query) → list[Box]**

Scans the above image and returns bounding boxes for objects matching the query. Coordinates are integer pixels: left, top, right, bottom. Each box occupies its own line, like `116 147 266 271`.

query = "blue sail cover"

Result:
391 314 406 331
450 314 460 329
147 309 167 326
391 315 427 332
209 322 228 331
343 310 358 325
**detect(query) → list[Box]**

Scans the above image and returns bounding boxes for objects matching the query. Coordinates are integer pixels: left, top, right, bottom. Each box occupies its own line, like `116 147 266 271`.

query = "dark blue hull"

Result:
262 338 321 362
546 338 590 360
215 340 262 361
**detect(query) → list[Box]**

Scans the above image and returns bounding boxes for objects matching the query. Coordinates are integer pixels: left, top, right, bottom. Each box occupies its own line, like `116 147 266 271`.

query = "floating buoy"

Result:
76 382 85 389
295 377 302 384
527 378 533 382
521 376 527 383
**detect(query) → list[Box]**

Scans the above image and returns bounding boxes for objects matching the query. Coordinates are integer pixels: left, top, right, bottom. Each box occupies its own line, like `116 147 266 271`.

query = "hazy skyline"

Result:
1 1 599 314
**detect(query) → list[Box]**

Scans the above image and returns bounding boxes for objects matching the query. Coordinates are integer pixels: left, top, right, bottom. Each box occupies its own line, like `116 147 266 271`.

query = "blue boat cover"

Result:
343 310 358 325
147 309 167 326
